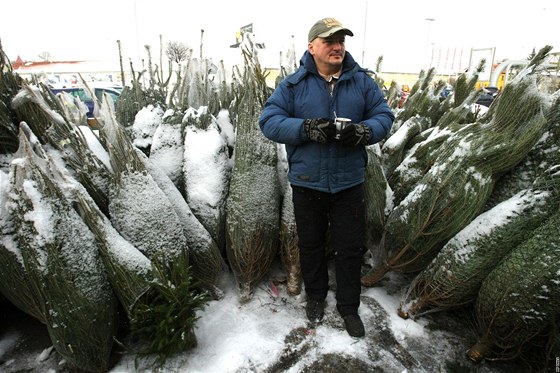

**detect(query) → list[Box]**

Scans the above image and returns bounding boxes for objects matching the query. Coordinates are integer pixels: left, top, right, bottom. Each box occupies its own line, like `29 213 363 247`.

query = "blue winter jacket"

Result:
259 51 394 194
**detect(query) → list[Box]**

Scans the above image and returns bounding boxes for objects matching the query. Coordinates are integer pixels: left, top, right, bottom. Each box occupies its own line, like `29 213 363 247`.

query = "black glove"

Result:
303 118 336 144
338 123 372 146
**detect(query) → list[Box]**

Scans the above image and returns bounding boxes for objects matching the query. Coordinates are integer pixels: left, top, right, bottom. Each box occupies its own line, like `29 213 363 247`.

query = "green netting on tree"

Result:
387 121 475 205
75 190 152 319
0 211 45 323
394 68 438 125
11 81 114 216
0 41 22 154
364 145 390 263
139 147 226 299
10 127 118 372
98 106 188 266
226 42 280 302
0 102 18 154
468 208 560 363
363 49 554 287
279 184 301 296
399 175 560 319
116 85 145 128
363 160 495 287
381 116 432 177
485 95 560 209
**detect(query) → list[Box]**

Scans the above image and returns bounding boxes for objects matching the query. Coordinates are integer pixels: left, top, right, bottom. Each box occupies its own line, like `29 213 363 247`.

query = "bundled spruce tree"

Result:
362 47 553 287
10 83 67 145
13 87 157 315
364 145 392 261
385 80 401 110
116 84 147 128
11 81 114 216
365 157 495 287
138 147 225 298
98 101 187 265
129 105 165 155
225 40 280 301
183 107 232 254
0 168 45 323
279 183 300 295
177 57 223 117
485 95 560 209
77 165 207 367
0 40 21 154
399 95 560 318
73 187 153 319
9 125 118 372
399 178 560 319
387 121 473 205
149 110 185 189
54 90 89 127
274 142 301 296
391 68 438 127
384 67 482 201
65 128 209 364
468 207 560 365
97 90 210 364
380 115 432 178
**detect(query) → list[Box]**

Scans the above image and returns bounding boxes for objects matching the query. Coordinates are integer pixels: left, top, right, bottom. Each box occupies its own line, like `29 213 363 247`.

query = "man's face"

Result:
308 32 346 70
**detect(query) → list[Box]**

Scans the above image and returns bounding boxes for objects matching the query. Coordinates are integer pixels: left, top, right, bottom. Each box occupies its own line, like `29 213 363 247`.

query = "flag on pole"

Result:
230 23 265 49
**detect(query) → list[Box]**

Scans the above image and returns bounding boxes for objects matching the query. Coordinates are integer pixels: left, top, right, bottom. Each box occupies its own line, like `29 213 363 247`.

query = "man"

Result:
259 17 394 337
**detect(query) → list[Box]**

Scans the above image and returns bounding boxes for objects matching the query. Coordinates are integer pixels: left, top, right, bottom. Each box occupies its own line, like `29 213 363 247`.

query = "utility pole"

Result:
424 18 435 68
362 0 369 66
134 1 141 63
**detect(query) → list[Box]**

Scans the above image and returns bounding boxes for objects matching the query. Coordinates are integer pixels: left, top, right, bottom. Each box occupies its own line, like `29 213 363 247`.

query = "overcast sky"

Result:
1 0 558 73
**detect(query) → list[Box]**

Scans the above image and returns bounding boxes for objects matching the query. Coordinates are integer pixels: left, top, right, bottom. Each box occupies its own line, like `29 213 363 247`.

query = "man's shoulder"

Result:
284 68 308 86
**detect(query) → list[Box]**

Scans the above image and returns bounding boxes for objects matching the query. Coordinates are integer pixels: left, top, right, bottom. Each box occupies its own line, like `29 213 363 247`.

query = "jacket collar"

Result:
287 51 363 85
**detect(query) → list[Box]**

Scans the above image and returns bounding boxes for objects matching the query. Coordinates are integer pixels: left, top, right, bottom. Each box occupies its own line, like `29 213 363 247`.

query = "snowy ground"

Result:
0 261 528 373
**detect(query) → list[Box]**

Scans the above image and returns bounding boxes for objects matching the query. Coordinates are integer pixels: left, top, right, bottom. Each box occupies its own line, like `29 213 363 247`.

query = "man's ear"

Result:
308 42 314 55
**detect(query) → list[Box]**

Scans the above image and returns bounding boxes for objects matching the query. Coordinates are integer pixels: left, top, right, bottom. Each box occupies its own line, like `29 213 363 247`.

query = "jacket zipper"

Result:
327 77 337 97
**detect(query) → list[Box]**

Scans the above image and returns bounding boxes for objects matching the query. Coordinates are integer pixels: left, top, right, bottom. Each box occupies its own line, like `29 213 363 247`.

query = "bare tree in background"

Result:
38 51 52 62
166 41 191 65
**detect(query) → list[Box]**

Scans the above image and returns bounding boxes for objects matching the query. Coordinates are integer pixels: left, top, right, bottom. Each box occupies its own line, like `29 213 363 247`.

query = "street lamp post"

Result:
424 17 435 69
362 0 369 66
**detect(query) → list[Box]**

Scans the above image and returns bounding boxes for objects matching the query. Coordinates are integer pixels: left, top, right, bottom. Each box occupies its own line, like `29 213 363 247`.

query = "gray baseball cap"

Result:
308 18 354 42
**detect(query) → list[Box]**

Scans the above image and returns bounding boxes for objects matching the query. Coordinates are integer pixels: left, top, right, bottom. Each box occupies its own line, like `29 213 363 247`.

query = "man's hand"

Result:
303 118 337 144
338 123 371 146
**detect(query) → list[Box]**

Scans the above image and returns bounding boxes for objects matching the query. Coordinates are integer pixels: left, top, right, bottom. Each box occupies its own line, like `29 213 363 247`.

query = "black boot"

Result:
342 314 365 337
305 298 325 323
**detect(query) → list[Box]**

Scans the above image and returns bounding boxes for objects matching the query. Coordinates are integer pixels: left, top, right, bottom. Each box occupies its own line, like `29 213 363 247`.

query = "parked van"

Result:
50 85 121 119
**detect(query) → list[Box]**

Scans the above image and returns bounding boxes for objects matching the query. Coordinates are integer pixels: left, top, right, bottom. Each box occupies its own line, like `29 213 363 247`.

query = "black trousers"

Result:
291 184 365 316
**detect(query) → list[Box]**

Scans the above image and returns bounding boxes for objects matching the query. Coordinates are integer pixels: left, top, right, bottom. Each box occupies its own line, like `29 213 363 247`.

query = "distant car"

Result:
49 85 121 119
435 85 499 108
476 86 499 107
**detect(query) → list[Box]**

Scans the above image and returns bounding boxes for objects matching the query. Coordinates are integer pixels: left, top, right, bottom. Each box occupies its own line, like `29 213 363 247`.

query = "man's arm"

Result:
259 84 312 145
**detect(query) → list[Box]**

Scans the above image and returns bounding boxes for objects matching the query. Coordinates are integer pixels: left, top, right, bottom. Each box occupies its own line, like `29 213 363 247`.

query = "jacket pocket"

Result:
289 145 321 182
